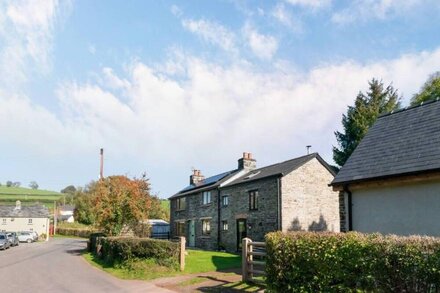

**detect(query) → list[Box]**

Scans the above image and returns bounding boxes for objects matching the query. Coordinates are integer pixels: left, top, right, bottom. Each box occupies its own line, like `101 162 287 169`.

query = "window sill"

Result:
175 209 186 212
202 203 212 207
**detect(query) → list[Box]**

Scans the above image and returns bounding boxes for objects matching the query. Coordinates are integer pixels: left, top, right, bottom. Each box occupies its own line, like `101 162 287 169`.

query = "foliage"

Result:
148 197 170 221
56 227 100 238
73 185 96 225
411 72 440 105
6 181 12 187
333 79 400 166
96 237 180 268
13 181 21 187
29 181 39 190
265 231 440 292
92 175 153 236
61 185 77 194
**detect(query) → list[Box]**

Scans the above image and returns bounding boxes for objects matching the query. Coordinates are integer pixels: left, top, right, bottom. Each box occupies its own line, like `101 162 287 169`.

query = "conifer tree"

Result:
333 79 400 167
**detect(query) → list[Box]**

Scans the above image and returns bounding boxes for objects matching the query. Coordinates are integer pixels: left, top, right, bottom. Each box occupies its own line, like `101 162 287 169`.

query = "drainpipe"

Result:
277 177 282 231
343 185 353 231
217 188 221 251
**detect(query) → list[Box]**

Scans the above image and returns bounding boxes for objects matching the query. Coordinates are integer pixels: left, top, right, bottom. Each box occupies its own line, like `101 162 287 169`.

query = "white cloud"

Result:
285 0 331 9
272 3 303 32
170 4 183 17
243 24 279 60
0 0 69 89
332 0 427 24
182 18 237 52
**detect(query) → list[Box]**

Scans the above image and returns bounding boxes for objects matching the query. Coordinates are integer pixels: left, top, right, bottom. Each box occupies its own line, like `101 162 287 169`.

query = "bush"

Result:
56 227 100 238
96 237 180 268
265 231 440 292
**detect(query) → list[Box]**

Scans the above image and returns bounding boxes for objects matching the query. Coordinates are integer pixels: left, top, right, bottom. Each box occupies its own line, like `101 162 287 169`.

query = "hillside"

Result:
0 186 62 210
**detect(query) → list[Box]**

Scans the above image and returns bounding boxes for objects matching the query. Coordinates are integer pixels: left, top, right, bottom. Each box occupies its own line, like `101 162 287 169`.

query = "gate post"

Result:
242 238 250 282
179 236 186 271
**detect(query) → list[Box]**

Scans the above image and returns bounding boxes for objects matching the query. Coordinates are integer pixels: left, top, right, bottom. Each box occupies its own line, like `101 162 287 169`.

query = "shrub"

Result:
265 231 440 292
56 227 100 238
96 237 180 268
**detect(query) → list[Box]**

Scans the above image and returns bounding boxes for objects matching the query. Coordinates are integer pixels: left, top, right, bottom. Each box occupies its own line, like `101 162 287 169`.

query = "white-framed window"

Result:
202 219 211 235
202 191 211 205
222 220 228 231
175 221 186 236
28 219 33 225
1 219 6 225
222 195 229 207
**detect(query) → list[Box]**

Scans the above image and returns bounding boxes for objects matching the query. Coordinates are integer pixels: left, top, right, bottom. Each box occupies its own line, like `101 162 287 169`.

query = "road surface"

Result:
0 237 173 293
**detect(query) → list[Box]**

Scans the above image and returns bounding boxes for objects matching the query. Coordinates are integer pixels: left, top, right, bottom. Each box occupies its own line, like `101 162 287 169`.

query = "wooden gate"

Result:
242 238 266 283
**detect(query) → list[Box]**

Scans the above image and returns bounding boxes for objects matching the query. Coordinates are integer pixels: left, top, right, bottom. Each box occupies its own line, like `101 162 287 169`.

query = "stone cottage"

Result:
170 152 340 251
332 99 440 236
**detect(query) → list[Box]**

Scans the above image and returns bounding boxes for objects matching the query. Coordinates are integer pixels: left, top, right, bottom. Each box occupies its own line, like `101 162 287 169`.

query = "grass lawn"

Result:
82 248 242 281
184 249 241 273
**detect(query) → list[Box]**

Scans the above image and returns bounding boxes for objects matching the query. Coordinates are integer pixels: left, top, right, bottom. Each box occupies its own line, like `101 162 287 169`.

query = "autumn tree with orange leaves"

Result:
92 175 153 236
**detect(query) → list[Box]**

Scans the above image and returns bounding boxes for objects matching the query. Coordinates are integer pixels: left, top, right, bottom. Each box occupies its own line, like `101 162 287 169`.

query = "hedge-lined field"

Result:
266 231 440 292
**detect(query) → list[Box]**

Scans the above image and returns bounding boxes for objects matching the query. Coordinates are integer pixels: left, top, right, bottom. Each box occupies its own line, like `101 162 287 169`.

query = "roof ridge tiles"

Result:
379 97 440 119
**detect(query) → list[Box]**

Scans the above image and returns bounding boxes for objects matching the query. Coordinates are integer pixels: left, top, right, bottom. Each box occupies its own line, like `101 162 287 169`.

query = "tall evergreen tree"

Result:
333 79 400 167
411 72 440 105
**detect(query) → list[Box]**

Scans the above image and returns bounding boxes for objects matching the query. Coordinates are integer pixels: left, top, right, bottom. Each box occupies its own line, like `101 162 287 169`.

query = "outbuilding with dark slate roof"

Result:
332 98 440 236
170 152 340 251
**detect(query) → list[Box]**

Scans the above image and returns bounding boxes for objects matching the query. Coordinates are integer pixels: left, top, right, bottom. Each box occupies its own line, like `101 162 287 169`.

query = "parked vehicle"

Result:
0 233 11 250
30 231 38 241
6 232 19 246
17 231 34 243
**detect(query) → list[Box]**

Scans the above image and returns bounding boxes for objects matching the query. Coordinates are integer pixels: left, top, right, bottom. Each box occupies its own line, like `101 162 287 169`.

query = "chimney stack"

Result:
190 169 205 185
238 152 257 170
100 148 104 179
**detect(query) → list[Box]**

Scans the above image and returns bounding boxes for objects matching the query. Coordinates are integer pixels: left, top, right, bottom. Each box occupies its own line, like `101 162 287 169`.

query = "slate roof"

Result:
0 205 50 218
170 170 238 198
227 153 335 187
332 99 440 186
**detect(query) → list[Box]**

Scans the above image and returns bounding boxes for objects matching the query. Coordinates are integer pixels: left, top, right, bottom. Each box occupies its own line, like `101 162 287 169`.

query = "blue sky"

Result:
0 0 440 197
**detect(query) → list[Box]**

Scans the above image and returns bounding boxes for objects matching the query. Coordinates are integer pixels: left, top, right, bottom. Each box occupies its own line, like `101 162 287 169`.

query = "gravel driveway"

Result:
0 237 173 293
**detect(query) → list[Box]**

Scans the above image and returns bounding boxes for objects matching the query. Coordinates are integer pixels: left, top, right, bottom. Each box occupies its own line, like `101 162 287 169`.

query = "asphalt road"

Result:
0 237 173 293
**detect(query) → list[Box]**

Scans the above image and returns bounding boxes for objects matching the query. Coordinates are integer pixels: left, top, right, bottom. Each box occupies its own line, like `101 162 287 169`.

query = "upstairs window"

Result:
176 197 186 211
28 219 33 225
202 191 211 205
202 219 211 235
249 190 259 210
2 219 6 225
222 195 229 207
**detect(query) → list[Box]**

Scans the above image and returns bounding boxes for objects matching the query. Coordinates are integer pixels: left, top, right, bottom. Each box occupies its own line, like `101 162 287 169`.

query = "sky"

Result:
0 0 439 197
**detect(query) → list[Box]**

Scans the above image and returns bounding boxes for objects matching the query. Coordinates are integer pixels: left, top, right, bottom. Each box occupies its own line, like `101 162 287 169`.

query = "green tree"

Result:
411 72 440 105
61 185 77 194
92 175 153 236
333 79 400 167
29 181 38 190
73 183 97 225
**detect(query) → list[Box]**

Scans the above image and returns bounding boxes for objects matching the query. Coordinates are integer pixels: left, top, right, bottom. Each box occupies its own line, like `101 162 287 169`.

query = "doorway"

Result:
236 219 247 251
188 220 195 247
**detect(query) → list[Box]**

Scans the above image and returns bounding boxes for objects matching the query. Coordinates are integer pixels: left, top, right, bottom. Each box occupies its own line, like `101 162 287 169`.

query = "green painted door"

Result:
188 220 195 247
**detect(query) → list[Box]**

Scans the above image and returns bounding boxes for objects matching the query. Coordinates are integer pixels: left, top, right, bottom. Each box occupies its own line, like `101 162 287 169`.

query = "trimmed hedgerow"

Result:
56 227 100 238
96 237 180 268
265 231 440 292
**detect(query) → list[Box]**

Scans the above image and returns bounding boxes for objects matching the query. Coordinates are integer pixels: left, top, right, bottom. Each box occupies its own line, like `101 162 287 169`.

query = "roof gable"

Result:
332 99 440 186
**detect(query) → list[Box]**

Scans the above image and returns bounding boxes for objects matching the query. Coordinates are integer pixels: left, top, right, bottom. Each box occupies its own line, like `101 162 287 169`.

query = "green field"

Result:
160 199 170 210
0 186 62 211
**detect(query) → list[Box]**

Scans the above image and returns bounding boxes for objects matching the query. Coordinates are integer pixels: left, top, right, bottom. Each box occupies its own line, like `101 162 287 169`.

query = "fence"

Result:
242 237 266 283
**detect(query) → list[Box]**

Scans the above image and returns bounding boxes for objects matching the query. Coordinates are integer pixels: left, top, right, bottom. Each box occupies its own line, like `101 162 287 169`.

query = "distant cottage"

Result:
332 99 440 236
0 201 50 240
170 152 340 252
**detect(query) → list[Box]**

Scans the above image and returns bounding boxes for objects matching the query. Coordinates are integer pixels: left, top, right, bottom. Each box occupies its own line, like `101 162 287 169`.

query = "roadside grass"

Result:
178 276 209 286
51 234 85 239
57 222 92 229
82 248 242 281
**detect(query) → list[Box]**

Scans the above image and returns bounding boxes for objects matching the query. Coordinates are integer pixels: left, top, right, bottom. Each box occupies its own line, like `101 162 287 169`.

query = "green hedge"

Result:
56 227 100 238
96 237 180 268
266 231 440 292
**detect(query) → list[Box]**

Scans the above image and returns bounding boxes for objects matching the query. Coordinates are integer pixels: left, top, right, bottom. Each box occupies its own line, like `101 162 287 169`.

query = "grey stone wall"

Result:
281 158 340 232
170 189 219 250
339 191 347 232
219 177 279 252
